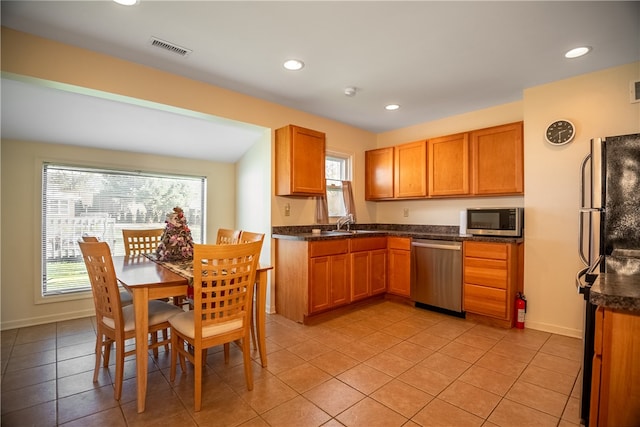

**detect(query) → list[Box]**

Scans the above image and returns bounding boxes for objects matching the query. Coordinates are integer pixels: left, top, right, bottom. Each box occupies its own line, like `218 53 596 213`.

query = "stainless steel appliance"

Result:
410 239 463 315
576 133 640 426
466 207 524 237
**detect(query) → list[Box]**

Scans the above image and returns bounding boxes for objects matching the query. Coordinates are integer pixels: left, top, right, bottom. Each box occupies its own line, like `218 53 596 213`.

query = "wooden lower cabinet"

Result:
463 241 523 327
387 237 411 297
309 253 350 313
350 237 387 301
275 238 350 323
590 307 640 426
308 239 351 315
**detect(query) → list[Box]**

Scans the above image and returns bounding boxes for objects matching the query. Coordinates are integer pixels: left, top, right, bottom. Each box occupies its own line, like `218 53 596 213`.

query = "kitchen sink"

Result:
321 230 381 235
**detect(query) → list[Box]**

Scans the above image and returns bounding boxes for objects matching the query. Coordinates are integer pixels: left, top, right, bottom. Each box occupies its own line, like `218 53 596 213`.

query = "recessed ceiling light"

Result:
385 104 400 111
113 0 139 5
283 59 304 71
565 46 591 59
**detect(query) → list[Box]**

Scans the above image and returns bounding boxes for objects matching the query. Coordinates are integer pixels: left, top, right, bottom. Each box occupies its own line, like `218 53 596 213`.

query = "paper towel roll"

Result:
459 210 467 235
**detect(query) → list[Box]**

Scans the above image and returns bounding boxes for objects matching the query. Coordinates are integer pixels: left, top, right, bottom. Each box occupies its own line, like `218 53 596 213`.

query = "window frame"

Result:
325 150 353 218
38 162 206 301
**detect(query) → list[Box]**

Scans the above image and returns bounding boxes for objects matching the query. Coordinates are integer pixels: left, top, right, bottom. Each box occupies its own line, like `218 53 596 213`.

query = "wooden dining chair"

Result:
122 228 164 256
216 228 241 245
121 227 174 348
78 241 182 401
238 230 265 244
81 235 133 307
169 240 263 411
237 230 265 349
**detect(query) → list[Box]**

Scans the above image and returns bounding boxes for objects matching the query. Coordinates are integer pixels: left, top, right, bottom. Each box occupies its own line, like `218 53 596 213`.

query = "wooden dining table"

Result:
113 254 272 413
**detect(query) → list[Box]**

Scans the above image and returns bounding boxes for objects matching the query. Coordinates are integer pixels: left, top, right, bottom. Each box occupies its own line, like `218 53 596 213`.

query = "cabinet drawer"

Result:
464 283 507 319
388 237 411 251
310 239 349 257
465 241 508 260
464 257 507 289
350 237 387 252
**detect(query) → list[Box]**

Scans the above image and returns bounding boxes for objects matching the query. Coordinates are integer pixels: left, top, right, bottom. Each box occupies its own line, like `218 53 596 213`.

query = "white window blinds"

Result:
41 164 205 296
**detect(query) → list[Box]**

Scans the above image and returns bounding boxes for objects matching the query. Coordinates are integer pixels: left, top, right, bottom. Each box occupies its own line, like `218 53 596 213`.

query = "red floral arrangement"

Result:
155 206 194 261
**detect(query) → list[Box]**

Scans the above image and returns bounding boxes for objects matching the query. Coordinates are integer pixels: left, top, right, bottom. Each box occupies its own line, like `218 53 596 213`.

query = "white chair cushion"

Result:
169 310 243 339
103 300 182 332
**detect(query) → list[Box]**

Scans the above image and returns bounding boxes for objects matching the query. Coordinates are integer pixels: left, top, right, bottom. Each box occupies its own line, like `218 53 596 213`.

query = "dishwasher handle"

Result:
411 241 461 251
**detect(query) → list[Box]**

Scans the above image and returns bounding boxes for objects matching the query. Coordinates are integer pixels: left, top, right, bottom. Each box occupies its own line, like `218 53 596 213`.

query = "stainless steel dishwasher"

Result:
410 239 463 316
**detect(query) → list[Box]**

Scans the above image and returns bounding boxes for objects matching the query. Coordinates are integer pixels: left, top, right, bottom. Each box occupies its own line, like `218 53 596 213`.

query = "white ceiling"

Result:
2 1 639 162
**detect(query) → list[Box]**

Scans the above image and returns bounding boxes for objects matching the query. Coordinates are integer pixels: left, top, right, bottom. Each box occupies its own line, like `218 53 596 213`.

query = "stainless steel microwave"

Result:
466 207 524 237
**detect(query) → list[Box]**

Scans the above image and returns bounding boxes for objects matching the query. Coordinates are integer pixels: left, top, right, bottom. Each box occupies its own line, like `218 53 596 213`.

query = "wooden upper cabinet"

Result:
470 122 524 195
275 125 326 196
428 132 469 196
365 147 394 200
394 140 428 198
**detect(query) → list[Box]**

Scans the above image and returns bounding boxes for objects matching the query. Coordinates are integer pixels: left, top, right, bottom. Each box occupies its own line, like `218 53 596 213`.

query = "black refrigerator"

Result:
576 133 640 426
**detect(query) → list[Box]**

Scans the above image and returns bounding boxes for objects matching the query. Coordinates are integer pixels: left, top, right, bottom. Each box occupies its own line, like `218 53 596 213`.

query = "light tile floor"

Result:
1 300 584 426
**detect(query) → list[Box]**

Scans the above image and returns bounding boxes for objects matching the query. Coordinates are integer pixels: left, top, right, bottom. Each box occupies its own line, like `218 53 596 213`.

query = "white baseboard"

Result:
0 309 95 331
525 320 583 339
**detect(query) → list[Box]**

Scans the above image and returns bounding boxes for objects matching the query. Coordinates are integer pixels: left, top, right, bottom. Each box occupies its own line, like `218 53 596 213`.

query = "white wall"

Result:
522 62 640 337
237 128 275 312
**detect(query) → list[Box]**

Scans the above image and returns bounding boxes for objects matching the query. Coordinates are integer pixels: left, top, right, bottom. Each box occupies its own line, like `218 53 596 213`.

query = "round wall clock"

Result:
545 119 576 146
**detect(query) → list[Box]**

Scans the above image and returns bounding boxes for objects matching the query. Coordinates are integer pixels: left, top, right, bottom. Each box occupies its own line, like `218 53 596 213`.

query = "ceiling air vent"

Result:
148 37 192 57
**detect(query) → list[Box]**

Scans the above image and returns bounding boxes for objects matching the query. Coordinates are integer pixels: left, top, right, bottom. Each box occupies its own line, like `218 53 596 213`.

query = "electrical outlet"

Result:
403 208 409 217
284 203 291 217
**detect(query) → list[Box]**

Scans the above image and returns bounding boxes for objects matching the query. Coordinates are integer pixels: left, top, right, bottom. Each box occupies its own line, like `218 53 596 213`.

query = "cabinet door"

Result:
464 257 508 289
275 125 326 196
463 241 517 323
463 283 507 319
330 254 350 306
309 256 331 313
388 248 411 297
428 133 469 196
594 308 640 427
370 249 388 295
365 147 394 200
350 251 370 301
470 122 523 195
394 140 428 198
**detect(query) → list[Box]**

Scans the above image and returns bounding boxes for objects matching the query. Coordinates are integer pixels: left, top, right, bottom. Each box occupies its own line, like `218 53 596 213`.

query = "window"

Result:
42 164 206 296
326 153 351 217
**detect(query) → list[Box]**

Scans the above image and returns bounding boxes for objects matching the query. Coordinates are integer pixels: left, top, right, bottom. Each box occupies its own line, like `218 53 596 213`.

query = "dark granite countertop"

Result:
272 224 524 244
590 272 640 312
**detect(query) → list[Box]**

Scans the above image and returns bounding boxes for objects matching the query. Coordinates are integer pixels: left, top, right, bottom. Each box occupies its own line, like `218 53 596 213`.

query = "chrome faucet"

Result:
336 213 354 231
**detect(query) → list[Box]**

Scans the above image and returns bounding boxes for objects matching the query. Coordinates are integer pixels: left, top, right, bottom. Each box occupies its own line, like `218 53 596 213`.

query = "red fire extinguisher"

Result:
515 292 527 329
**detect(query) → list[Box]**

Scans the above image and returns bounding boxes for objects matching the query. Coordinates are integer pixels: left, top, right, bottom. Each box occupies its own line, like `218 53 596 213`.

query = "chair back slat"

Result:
78 241 123 330
216 228 241 245
192 241 263 339
238 231 265 244
122 228 164 256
